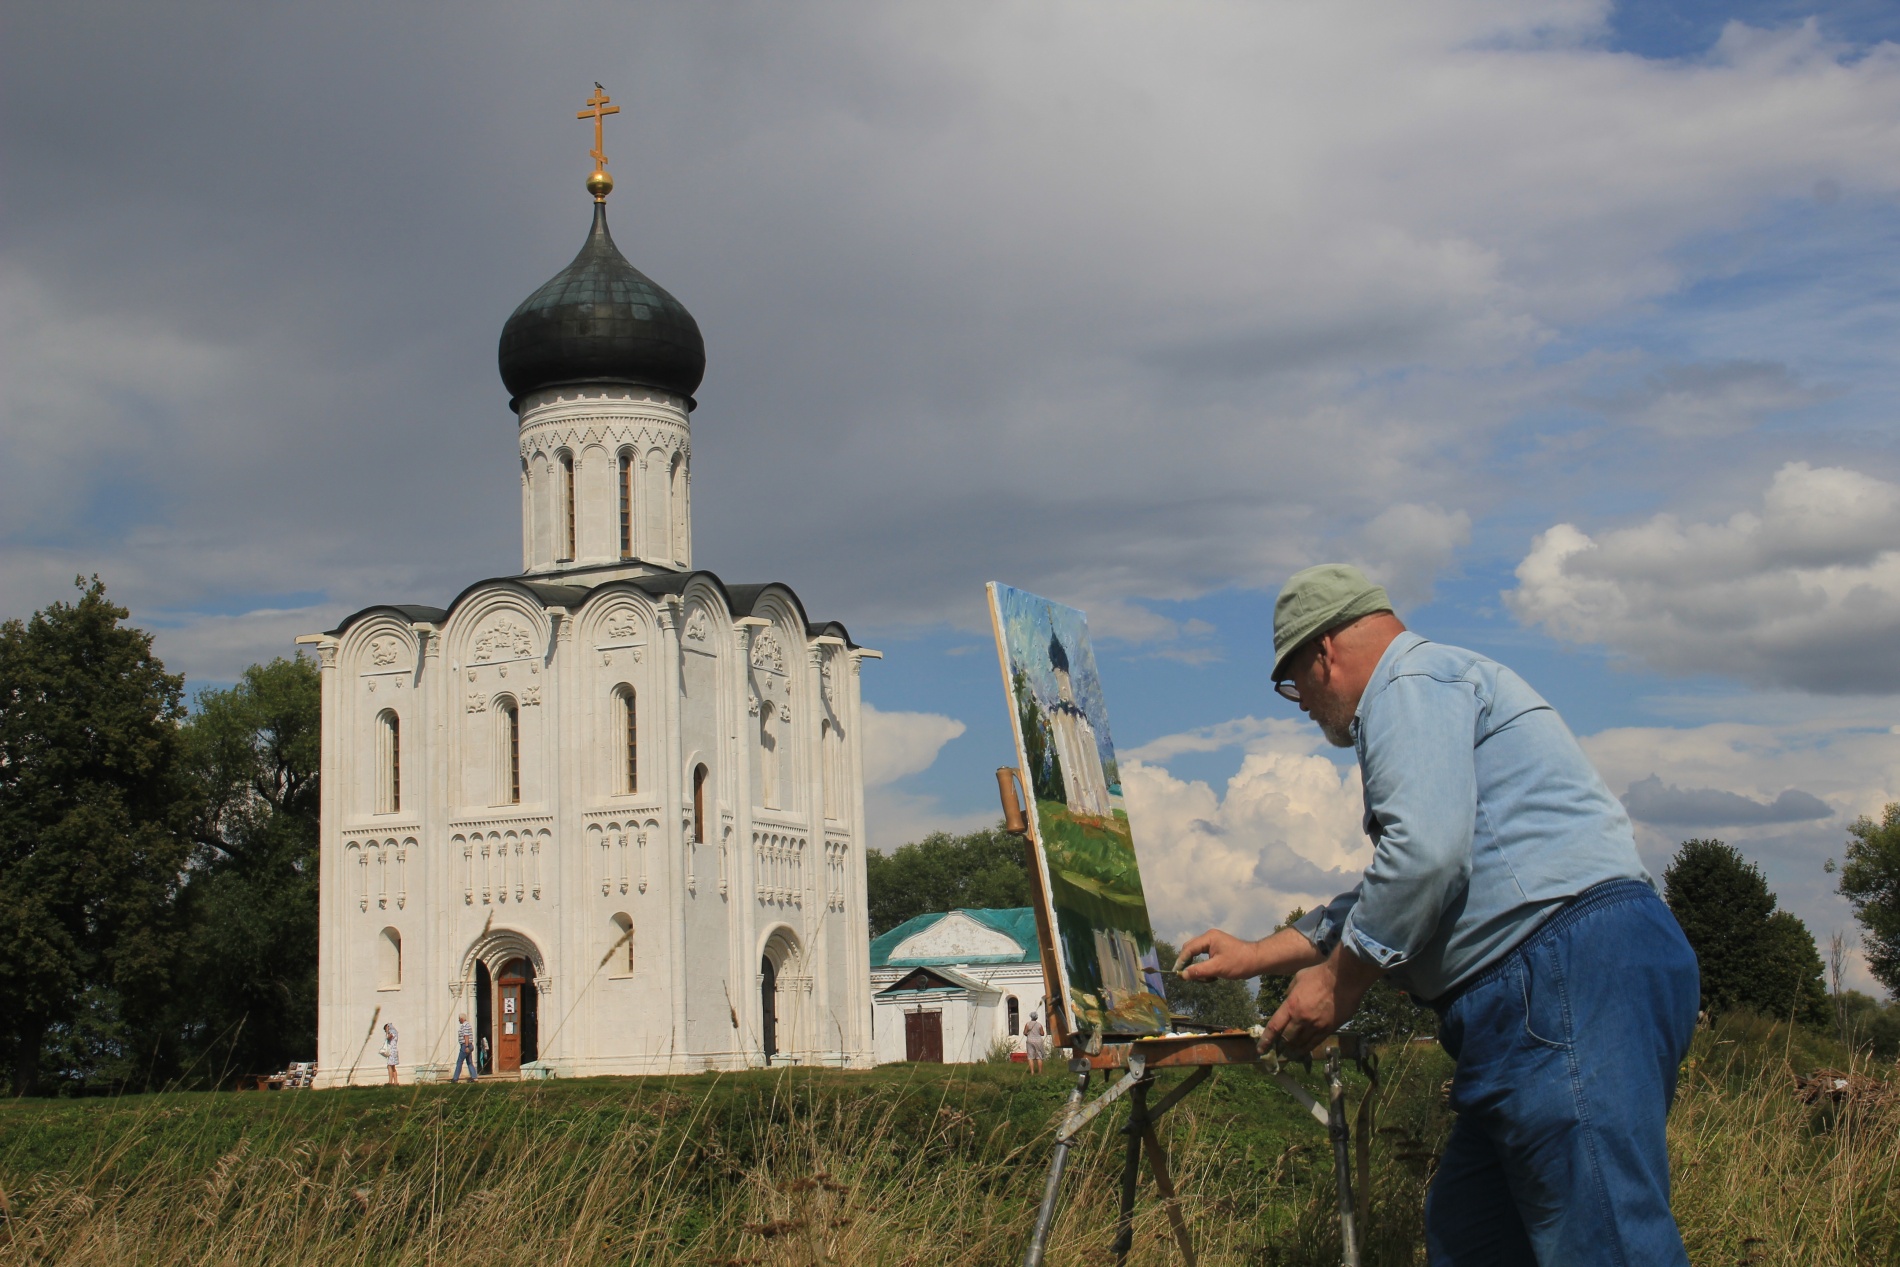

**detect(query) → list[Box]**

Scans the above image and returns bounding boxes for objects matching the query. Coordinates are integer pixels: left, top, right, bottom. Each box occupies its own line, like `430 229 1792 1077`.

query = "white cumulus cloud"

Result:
1121 720 1369 941
1508 462 1900 692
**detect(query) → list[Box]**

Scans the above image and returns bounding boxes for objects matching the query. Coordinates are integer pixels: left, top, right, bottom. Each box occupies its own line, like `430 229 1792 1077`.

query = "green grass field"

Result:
0 1016 1893 1265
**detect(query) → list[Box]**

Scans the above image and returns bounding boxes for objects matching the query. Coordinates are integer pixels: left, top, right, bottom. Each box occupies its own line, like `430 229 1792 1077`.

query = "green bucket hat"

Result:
1271 564 1394 681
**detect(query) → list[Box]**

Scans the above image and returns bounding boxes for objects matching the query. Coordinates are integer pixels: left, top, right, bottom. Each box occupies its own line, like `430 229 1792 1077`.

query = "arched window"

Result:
1007 995 1020 1036
669 450 686 561
378 927 402 989
377 710 401 814
820 717 838 821
610 912 634 977
758 701 781 810
499 699 521 805
618 452 633 559
616 686 638 795
560 453 576 561
692 763 708 845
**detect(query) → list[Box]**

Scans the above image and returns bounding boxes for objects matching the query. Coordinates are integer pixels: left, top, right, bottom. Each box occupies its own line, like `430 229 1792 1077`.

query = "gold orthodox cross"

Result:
578 83 620 171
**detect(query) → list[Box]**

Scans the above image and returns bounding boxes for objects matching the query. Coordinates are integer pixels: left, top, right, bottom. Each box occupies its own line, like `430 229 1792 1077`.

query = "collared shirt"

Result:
1295 633 1651 1001
458 1021 474 1049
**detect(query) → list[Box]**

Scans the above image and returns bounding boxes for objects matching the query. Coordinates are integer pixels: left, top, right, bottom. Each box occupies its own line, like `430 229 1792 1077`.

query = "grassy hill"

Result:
0 1017 1893 1266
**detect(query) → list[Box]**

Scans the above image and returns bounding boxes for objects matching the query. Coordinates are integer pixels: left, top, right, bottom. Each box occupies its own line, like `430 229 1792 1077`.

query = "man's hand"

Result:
1174 928 1269 981
1261 944 1383 1055
1177 925 1329 983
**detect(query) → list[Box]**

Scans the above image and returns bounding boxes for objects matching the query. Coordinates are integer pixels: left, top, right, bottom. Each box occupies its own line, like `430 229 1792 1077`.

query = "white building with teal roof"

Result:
869 908 1046 1064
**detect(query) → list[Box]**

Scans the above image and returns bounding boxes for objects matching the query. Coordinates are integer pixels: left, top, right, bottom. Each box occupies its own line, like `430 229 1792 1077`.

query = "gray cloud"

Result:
1510 463 1900 693
1591 360 1827 437
6 2 1900 682
1248 837 1361 898
1621 774 1833 828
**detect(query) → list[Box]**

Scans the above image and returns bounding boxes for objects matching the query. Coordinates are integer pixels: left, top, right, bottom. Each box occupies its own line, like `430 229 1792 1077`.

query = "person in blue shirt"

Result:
1178 564 1699 1267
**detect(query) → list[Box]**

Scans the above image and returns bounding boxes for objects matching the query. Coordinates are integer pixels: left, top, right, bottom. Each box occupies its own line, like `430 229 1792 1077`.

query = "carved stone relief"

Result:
473 617 535 662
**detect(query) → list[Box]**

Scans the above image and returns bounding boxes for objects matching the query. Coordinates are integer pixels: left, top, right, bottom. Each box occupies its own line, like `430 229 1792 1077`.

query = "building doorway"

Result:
760 955 778 1063
474 961 493 1074
904 1010 943 1062
494 957 538 1073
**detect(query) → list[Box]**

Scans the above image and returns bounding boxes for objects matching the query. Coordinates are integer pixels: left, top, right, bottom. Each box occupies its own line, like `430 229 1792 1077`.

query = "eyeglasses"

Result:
1274 640 1325 703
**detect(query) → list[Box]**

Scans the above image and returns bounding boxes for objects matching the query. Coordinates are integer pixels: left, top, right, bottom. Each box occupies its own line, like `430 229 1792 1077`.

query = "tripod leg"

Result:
1328 1050 1360 1267
1111 1080 1148 1261
1141 1127 1197 1267
1023 1067 1092 1267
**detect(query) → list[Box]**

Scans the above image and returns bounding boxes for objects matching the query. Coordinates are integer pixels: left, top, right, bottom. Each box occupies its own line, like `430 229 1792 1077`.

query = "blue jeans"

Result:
1426 879 1699 1266
452 1045 478 1082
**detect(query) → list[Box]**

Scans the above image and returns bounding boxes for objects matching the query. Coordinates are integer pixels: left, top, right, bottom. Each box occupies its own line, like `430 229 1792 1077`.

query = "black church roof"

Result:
497 202 706 410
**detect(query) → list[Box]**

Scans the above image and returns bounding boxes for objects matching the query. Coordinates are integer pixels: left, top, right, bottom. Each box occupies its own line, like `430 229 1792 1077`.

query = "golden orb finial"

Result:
577 83 621 202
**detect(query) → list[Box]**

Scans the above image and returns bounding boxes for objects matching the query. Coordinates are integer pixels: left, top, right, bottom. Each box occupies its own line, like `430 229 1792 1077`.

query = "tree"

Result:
1837 804 1900 996
174 656 322 1080
0 578 194 1095
864 826 1034 935
1664 838 1828 1025
1153 938 1257 1029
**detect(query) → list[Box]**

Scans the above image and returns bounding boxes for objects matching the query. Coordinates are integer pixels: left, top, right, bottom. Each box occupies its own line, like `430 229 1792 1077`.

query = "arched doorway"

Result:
462 929 546 1076
495 957 538 1073
760 955 778 1063
475 961 493 1074
759 927 801 1066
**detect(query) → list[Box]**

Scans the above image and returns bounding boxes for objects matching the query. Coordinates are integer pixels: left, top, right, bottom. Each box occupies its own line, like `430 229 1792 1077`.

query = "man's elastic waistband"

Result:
1425 877 1658 1013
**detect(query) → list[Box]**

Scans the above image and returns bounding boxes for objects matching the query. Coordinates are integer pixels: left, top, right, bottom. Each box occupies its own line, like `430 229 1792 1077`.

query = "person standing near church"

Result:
1022 1012 1046 1074
381 1022 400 1086
452 1013 478 1083
1177 564 1699 1266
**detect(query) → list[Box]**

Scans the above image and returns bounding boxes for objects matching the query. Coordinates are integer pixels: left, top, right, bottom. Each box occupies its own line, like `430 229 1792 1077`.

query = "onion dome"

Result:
498 201 706 409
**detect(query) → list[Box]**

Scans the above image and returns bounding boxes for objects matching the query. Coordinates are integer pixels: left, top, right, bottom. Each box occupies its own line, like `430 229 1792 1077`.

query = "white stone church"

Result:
305 163 877 1083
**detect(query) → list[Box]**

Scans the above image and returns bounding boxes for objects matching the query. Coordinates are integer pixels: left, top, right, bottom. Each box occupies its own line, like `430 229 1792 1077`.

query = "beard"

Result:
1309 694 1358 749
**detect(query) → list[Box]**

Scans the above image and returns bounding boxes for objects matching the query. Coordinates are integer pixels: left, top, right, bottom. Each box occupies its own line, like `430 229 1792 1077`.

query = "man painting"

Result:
1178 564 1699 1266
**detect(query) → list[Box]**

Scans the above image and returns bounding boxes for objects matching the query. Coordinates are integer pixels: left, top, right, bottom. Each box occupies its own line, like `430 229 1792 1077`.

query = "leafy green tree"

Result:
1153 938 1257 1029
175 656 322 1080
1835 989 1900 1059
1837 804 1900 996
865 825 1034 935
1664 838 1828 1025
0 578 194 1095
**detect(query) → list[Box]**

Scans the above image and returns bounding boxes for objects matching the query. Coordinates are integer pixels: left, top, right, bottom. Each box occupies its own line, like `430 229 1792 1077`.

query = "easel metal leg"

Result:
1141 1127 1196 1267
1111 1080 1149 1261
1023 1065 1093 1267
1327 1049 1360 1267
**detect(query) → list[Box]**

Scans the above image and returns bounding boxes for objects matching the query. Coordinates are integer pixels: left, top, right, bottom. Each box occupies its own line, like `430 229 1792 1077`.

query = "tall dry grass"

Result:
2 1018 1889 1266
1669 1013 1900 1266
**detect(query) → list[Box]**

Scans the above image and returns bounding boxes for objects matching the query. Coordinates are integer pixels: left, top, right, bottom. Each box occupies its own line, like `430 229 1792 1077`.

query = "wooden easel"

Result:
997 769 1378 1267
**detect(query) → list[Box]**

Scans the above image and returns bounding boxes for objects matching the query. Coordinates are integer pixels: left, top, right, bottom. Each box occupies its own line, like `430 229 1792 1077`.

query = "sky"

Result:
6 0 1900 994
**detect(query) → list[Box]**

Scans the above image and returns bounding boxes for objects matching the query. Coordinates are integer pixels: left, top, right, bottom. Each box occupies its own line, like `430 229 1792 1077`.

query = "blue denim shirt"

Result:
1294 633 1652 1001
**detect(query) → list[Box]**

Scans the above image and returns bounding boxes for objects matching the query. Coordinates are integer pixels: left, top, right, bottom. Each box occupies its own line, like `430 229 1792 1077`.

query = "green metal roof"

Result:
868 907 1041 969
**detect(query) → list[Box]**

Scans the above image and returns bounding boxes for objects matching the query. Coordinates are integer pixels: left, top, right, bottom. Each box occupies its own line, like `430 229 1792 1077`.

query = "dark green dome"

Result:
498 202 705 409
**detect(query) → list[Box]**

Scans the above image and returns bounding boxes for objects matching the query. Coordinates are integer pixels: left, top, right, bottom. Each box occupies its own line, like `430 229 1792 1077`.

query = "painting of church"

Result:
986 583 1170 1043
305 126 877 1083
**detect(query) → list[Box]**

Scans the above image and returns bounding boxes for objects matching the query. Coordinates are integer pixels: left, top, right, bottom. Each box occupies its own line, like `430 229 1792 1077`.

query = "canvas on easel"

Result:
987 582 1171 1044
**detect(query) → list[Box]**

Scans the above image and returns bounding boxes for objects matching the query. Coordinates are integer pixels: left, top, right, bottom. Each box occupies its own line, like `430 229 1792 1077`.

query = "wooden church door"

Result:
904 1010 942 1062
496 959 531 1073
